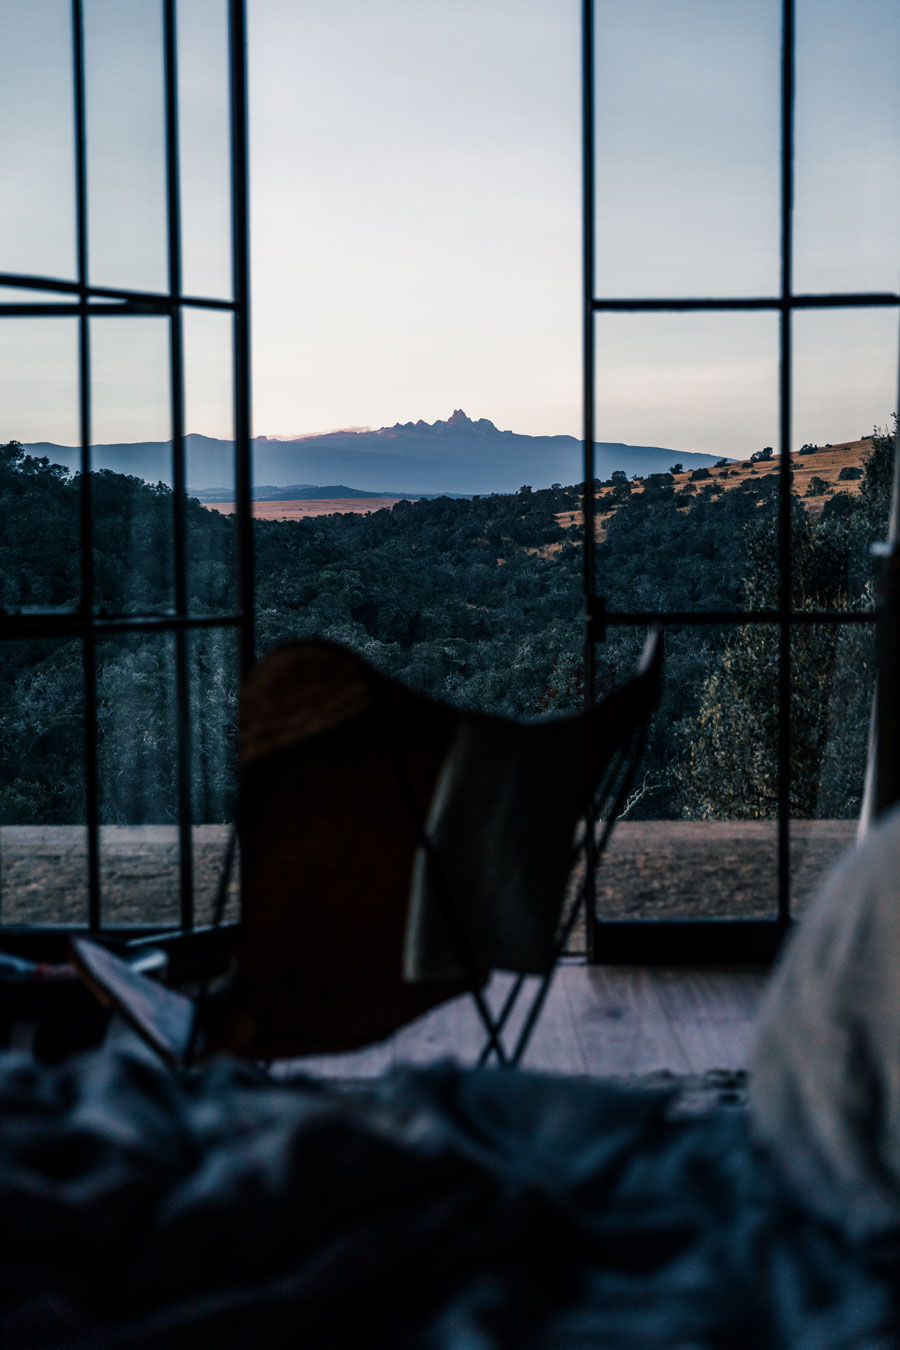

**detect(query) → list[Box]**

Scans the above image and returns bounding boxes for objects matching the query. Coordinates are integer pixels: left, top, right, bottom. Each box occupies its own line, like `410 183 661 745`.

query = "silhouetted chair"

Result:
72 632 662 1069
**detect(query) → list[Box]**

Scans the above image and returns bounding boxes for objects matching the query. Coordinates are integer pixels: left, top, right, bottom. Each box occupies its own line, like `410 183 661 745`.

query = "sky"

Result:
1 0 898 459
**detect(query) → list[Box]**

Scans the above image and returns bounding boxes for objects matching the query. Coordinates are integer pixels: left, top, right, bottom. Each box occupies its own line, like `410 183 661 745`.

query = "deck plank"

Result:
510 971 588 1075
651 968 768 1074
562 966 693 1077
274 965 768 1080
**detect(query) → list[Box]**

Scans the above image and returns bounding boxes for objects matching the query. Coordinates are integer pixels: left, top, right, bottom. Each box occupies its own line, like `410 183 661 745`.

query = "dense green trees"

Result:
676 429 892 819
0 429 891 824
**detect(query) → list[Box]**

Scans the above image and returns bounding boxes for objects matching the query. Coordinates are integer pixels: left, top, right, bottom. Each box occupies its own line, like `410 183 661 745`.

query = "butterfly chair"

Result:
71 630 662 1070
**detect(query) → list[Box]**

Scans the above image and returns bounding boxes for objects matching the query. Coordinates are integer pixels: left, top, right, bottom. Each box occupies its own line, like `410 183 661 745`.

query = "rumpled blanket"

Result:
752 805 900 1247
0 1045 896 1349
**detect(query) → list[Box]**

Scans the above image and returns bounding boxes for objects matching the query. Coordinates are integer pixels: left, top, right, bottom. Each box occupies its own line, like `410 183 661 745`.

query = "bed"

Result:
4 808 900 1349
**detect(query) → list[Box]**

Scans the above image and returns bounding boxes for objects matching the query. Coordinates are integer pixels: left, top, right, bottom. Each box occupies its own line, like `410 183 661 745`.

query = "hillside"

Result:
555 438 873 543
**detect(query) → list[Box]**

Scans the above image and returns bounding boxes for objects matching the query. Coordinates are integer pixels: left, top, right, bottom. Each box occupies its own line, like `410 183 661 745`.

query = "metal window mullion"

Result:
581 0 599 960
776 0 796 927
72 0 102 931
590 293 900 312
165 0 195 932
230 0 254 680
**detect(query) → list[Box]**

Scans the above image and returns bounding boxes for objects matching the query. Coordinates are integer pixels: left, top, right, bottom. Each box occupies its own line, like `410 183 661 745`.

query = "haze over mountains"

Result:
25 409 718 498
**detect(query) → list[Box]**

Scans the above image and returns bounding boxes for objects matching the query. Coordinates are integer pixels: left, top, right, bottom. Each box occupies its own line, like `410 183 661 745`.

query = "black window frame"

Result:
0 0 253 941
581 0 900 963
1 0 897 964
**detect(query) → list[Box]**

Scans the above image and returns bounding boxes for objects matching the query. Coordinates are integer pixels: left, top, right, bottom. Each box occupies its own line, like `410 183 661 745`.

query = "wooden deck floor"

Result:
283 964 769 1080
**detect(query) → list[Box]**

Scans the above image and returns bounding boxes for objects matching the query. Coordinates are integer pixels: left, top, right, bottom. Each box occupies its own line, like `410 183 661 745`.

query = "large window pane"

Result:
795 0 900 295
90 316 174 613
592 313 778 615
184 308 236 612
792 309 897 616
178 0 233 300
592 626 779 922
595 313 778 462
0 318 81 611
190 628 238 926
0 640 87 927
84 0 167 293
0 1 76 281
793 308 898 458
592 0 780 298
790 621 876 913
249 0 580 462
95 632 179 926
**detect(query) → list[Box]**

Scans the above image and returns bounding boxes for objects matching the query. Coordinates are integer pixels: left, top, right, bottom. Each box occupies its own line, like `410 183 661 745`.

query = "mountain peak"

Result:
385 410 499 436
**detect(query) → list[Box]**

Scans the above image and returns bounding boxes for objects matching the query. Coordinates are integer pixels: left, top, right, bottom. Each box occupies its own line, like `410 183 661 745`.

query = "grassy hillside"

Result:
555 438 874 546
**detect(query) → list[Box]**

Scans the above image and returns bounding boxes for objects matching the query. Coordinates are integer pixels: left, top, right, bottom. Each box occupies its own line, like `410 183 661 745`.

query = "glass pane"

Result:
249 0 580 460
0 0 76 281
0 319 81 610
592 0 780 298
795 0 900 295
84 0 167 293
90 317 173 612
592 625 779 921
793 309 897 613
178 0 232 300
95 632 179 926
190 628 238 926
793 308 898 457
184 309 236 611
790 622 875 914
593 313 778 613
0 640 87 927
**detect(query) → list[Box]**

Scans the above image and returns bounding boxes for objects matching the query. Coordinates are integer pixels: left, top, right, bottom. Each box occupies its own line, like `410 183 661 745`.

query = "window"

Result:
0 0 252 936
1 1 897 958
583 0 899 959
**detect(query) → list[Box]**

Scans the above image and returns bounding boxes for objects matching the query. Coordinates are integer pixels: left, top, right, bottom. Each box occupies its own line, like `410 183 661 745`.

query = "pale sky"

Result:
1 0 898 459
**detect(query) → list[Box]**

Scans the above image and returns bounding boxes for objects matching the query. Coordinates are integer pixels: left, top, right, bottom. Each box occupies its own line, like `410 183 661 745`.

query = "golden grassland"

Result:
206 495 407 520
204 439 871 534
554 438 873 545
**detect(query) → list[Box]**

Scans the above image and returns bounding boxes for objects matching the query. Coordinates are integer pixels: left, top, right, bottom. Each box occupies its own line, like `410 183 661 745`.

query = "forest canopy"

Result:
0 429 892 825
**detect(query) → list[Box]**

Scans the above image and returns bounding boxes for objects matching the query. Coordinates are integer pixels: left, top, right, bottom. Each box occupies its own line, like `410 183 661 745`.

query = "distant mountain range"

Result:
25 409 719 497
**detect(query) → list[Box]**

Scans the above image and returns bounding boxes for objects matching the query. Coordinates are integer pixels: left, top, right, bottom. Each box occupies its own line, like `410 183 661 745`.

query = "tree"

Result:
805 476 831 497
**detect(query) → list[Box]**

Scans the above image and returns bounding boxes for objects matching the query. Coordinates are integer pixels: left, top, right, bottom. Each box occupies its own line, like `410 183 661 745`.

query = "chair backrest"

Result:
219 643 470 1058
216 634 662 1062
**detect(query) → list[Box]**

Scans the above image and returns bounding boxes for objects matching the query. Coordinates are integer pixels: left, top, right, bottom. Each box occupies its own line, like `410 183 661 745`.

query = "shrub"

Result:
805 476 831 497
798 443 818 456
690 466 710 481
838 465 862 481
750 446 775 464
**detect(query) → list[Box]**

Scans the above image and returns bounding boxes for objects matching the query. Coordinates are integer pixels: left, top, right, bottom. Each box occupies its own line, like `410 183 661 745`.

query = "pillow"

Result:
750 804 900 1242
